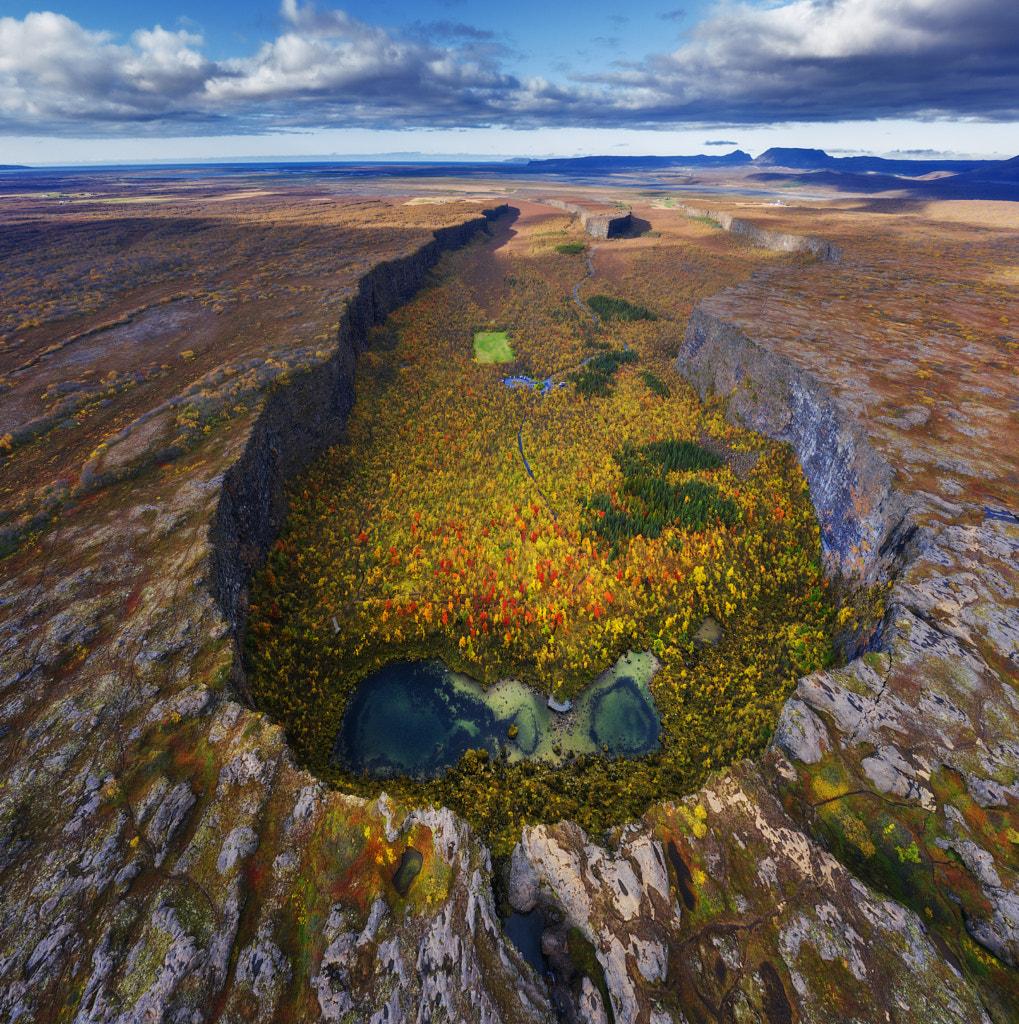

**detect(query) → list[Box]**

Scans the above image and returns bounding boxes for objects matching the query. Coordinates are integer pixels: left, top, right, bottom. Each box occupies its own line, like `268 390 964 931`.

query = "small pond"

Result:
502 909 547 975
330 650 661 779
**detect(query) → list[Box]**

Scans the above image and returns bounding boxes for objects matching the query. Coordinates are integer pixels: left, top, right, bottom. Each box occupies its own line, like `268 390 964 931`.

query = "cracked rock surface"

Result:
0 207 547 1024
508 767 992 1023
669 201 1019 1022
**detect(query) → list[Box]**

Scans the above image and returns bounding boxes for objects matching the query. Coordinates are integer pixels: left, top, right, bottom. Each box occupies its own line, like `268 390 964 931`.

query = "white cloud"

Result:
124 27 210 95
0 12 214 125
1 0 1017 136
0 3 521 134
0 13 115 117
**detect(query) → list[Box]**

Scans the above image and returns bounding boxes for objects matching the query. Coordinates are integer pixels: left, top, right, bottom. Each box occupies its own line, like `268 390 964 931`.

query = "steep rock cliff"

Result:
2 203 1016 1024
676 307 917 584
213 210 506 639
680 204 843 263
0 206 558 1024
538 198 633 239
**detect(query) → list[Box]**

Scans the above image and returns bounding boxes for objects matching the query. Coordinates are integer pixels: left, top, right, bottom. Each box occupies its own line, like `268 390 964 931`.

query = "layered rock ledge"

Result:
213 211 507 640
538 198 633 239
0 206 556 1024
679 204 843 263
500 219 1017 1022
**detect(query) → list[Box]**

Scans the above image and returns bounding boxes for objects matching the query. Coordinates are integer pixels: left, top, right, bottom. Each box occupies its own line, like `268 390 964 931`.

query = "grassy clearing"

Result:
474 331 515 363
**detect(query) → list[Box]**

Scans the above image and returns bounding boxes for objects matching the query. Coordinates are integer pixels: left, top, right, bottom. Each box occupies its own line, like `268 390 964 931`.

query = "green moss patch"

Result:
567 927 614 1023
639 370 671 397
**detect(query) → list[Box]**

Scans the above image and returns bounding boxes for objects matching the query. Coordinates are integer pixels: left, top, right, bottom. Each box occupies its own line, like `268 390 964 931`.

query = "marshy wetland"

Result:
246 205 846 854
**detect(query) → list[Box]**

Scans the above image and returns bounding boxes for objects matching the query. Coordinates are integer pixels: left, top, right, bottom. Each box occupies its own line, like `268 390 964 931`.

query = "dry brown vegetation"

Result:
672 197 1019 532
0 177 492 549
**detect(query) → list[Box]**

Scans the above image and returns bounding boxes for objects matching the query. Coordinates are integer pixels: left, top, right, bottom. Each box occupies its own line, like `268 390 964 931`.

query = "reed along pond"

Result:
331 650 662 779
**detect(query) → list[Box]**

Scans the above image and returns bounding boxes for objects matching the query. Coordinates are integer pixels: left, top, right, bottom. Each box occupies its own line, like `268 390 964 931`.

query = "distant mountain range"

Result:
523 147 1019 200
748 148 1019 199
525 151 754 171
950 153 1019 183
5 151 1017 200
526 147 1019 181
749 147 995 175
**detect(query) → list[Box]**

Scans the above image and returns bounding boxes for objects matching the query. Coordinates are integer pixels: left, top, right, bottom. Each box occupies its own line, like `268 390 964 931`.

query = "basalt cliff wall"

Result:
677 306 918 586
539 198 632 239
213 209 506 639
500 224 1018 1024
2 205 1017 1024
680 203 843 262
0 204 557 1024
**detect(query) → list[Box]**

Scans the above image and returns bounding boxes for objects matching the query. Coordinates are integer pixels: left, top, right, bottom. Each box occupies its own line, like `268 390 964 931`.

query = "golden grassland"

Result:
247 219 852 855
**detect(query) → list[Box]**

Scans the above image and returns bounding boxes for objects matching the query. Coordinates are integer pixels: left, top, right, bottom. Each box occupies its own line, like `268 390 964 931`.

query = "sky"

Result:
2 0 1019 164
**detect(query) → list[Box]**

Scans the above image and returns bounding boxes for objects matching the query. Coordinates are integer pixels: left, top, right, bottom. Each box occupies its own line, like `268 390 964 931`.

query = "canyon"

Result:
0 174 1016 1023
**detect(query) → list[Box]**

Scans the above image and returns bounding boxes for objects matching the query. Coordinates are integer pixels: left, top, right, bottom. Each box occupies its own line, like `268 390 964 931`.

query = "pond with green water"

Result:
330 650 661 779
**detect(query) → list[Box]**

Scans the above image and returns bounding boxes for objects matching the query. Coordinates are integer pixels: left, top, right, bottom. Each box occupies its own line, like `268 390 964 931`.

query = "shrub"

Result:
244 228 840 859
569 348 638 397
581 440 737 554
586 294 657 322
638 370 670 397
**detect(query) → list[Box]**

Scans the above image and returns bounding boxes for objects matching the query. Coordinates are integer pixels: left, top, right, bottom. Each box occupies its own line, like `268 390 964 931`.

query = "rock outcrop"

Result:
679 204 843 263
213 211 506 641
661 220 1017 1021
539 199 632 239
676 307 918 585
0 206 556 1024
508 766 995 1024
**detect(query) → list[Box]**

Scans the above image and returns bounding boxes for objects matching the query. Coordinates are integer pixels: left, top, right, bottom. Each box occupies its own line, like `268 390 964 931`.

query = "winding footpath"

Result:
573 244 602 322
516 424 557 519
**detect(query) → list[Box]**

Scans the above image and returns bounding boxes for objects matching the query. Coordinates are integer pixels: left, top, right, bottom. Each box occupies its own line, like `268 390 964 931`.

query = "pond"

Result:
330 650 661 779
502 909 547 976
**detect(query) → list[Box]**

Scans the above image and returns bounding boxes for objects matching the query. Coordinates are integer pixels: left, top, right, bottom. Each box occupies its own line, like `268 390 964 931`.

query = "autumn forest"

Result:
246 205 852 855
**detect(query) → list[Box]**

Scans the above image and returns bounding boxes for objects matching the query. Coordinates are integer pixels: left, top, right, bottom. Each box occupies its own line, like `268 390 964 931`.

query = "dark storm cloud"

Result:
605 0 1019 124
2 0 1018 137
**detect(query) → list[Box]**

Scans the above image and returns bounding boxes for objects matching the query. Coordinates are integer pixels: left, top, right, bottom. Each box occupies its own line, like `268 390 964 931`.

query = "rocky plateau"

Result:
0 190 1017 1024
